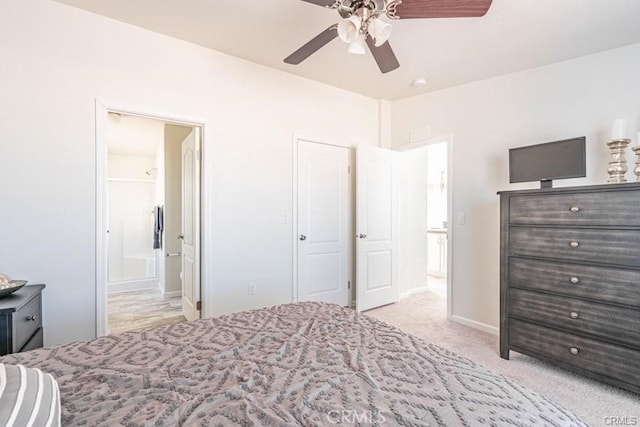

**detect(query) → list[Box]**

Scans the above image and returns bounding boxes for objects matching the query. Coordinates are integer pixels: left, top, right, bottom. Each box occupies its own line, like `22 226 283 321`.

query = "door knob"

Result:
359 233 367 239
299 234 307 241
177 234 184 240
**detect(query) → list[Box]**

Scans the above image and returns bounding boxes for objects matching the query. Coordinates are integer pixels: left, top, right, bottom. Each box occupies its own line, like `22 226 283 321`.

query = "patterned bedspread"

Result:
0 302 584 426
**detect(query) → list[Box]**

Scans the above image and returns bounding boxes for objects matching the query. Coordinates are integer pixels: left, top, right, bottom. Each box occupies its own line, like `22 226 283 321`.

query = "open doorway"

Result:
425 140 448 298
98 109 202 335
396 136 451 317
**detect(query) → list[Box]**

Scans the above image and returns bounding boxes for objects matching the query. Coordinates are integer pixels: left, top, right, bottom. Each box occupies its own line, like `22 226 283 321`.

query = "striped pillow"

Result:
0 363 60 427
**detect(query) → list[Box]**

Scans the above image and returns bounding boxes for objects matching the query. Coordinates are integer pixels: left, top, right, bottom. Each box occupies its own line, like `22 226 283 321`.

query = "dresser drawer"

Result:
509 227 640 267
0 285 45 355
509 191 640 226
19 328 43 352
13 294 42 352
509 318 640 388
510 288 640 347
509 257 640 306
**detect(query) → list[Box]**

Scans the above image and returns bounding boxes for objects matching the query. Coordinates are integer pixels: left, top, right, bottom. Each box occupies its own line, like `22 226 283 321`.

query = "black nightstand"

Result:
0 284 45 355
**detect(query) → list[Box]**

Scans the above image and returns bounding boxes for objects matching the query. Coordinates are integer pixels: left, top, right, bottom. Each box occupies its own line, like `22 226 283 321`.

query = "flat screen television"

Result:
509 136 586 188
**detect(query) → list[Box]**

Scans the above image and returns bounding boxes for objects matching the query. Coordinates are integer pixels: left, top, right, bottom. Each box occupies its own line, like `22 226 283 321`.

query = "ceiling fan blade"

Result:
299 0 337 7
394 0 493 19
366 36 399 74
284 25 338 65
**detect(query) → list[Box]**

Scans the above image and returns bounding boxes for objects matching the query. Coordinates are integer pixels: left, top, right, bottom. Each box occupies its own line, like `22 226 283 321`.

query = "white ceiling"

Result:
54 0 640 100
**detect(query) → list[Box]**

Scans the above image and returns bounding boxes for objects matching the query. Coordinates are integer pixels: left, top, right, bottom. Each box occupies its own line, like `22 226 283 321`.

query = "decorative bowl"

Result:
0 274 28 297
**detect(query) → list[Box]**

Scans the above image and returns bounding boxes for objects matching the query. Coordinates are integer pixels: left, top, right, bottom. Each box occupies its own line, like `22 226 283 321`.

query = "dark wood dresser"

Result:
499 183 640 394
0 284 45 356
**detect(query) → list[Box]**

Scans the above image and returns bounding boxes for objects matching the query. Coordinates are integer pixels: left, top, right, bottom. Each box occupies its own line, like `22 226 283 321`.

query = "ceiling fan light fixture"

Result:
337 16 362 44
368 17 392 47
347 36 367 55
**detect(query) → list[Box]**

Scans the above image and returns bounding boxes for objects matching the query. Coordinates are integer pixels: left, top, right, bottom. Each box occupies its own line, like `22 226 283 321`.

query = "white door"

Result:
181 128 201 321
356 144 398 311
297 140 350 306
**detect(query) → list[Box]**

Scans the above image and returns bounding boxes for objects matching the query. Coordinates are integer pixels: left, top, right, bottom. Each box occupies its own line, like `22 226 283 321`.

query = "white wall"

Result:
0 0 379 346
390 43 640 331
107 154 157 181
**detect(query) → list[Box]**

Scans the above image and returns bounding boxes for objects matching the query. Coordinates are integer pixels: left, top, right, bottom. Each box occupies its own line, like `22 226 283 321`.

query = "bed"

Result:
0 302 584 426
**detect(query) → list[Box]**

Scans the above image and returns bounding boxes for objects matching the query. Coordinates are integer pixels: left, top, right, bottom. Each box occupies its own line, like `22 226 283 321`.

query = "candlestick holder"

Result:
633 145 640 182
607 138 631 183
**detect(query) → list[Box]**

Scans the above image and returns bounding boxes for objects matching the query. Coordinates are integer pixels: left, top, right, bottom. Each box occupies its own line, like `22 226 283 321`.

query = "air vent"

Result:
410 126 431 143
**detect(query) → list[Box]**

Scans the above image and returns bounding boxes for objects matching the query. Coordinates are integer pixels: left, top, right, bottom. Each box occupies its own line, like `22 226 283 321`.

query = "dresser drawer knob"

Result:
570 206 580 213
26 315 37 322
569 311 579 319
570 276 580 284
570 347 579 355
569 241 580 248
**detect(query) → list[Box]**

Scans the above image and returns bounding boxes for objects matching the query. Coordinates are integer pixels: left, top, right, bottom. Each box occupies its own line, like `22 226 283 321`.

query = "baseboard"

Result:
163 290 181 298
107 280 158 294
451 315 499 335
399 287 430 300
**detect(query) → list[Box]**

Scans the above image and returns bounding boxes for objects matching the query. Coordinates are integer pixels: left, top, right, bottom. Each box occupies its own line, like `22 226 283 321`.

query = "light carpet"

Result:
366 290 639 427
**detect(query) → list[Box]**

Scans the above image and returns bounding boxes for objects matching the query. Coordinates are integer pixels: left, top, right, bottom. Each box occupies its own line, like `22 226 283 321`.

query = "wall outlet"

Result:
456 212 465 225
248 282 256 295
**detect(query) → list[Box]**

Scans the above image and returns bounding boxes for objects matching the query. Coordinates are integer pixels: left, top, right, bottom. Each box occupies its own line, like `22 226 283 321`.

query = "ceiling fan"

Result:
284 0 493 73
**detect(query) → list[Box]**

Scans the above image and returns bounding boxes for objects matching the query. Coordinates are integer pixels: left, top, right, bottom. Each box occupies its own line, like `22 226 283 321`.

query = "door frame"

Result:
95 99 206 337
394 134 454 320
291 135 355 307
